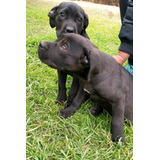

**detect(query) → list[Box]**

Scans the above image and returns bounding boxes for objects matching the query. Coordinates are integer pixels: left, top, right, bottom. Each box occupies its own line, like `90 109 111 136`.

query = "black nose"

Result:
65 27 74 33
39 42 48 50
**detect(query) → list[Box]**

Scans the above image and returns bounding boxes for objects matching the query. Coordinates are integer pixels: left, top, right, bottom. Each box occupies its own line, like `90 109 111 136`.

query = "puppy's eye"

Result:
61 43 67 50
60 12 65 17
77 17 82 21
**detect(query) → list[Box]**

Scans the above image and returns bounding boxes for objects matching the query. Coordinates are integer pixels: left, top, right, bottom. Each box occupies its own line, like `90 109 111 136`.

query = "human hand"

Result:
113 51 130 65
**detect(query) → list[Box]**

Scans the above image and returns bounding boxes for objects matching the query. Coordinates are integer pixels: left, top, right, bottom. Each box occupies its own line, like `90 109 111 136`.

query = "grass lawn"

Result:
26 0 133 159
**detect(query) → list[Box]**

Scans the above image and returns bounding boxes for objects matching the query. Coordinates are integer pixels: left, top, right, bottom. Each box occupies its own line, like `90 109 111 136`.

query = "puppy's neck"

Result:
77 67 90 80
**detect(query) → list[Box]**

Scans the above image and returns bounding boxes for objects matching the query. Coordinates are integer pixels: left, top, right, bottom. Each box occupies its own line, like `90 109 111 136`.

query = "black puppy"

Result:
48 2 89 106
38 34 133 144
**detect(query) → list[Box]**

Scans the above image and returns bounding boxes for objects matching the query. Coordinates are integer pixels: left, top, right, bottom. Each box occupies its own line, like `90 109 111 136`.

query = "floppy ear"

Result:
83 13 89 30
48 6 58 28
81 48 100 82
79 48 89 66
81 13 89 38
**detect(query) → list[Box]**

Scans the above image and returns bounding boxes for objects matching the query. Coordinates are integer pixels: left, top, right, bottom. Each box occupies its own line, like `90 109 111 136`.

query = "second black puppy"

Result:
38 34 133 145
48 2 89 105
48 2 89 38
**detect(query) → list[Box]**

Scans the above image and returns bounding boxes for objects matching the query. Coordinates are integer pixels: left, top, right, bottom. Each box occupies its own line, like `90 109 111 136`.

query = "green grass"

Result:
26 0 133 159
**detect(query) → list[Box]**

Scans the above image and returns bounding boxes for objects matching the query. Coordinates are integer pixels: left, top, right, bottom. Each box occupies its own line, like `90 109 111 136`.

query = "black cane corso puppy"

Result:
48 2 89 106
38 34 133 144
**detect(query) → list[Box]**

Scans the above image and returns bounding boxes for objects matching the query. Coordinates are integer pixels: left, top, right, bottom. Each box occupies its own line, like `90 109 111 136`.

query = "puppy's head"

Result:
38 34 99 81
48 2 89 38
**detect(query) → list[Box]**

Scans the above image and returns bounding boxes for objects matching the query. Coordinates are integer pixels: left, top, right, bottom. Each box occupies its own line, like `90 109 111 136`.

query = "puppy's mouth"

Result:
47 63 58 69
38 45 49 60
39 57 58 69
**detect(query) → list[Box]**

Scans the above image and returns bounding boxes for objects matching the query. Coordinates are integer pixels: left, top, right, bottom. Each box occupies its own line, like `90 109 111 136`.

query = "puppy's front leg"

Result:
67 76 79 107
59 85 88 118
111 100 125 145
56 70 67 105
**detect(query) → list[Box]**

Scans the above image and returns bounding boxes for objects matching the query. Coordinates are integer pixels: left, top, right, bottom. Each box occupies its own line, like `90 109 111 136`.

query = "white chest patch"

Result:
83 88 91 94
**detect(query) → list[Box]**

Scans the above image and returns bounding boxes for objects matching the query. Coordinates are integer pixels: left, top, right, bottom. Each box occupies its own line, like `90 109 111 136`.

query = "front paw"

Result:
59 107 76 118
55 94 67 106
